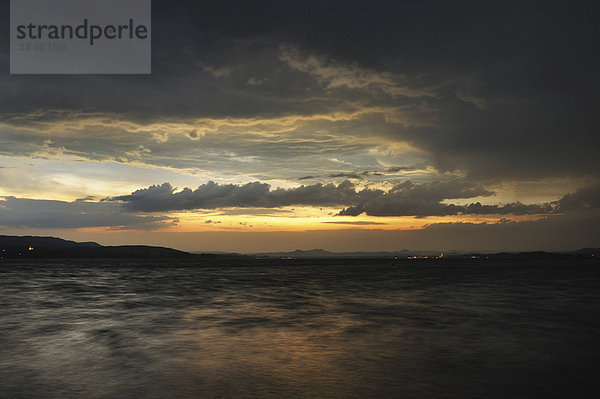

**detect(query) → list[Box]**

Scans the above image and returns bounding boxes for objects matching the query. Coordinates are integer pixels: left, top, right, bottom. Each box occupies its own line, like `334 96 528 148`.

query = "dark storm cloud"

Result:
108 179 600 218
106 179 568 217
1 1 599 180
0 197 177 229
558 184 600 211
0 1 336 119
333 180 511 217
339 183 600 217
108 180 362 212
337 200 554 217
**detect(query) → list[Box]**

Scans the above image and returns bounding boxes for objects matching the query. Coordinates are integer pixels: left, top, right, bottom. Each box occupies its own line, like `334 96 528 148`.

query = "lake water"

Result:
1 258 599 398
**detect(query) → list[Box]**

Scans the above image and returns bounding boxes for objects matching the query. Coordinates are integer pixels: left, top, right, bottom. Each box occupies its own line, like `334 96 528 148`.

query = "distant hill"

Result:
467 248 599 260
571 248 600 256
0 235 191 259
255 248 433 259
0 235 101 249
254 248 600 259
1 235 597 260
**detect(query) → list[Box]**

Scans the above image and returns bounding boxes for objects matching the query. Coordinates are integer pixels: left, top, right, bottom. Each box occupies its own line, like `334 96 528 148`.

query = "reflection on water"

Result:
1 259 599 398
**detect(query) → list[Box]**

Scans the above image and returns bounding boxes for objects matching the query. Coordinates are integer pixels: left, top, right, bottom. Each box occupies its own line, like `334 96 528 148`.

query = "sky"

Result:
1 0 599 252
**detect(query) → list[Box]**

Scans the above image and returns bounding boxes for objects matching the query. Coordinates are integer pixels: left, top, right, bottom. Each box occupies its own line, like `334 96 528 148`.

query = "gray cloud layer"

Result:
2 182 598 232
107 180 600 217
1 1 599 182
109 181 362 212
0 197 177 229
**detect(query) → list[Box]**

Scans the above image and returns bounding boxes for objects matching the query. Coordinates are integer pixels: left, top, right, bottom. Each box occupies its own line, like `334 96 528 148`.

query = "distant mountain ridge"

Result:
0 235 101 249
254 248 600 259
0 235 190 259
1 235 597 259
254 248 417 258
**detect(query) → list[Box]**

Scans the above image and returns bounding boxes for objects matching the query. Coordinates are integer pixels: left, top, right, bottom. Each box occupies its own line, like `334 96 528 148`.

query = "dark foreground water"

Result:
1 258 599 398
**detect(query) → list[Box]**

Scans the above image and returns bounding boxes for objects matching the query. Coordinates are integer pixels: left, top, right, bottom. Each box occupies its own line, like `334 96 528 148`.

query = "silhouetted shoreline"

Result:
1 235 597 260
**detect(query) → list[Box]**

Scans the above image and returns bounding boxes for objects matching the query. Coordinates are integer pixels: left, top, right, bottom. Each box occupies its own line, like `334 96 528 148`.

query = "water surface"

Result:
1 258 599 398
